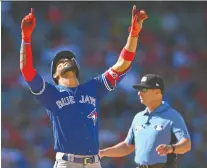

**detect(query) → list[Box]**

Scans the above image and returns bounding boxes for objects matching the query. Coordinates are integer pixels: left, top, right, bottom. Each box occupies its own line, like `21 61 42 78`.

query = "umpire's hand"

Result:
156 144 174 156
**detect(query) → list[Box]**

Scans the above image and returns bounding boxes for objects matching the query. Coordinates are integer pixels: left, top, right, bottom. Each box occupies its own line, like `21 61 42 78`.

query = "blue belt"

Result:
62 153 100 165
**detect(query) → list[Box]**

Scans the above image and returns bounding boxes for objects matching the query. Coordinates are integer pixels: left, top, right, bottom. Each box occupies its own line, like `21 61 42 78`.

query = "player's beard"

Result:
60 66 76 76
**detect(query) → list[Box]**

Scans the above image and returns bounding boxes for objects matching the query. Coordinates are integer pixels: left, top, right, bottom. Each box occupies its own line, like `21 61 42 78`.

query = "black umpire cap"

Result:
133 74 164 92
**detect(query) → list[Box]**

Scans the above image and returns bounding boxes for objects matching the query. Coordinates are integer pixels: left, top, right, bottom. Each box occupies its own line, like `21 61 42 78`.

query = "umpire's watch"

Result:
170 145 175 153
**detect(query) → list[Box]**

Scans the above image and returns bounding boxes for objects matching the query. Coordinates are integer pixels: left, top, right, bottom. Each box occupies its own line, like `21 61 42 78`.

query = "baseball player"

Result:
99 74 191 168
20 6 148 168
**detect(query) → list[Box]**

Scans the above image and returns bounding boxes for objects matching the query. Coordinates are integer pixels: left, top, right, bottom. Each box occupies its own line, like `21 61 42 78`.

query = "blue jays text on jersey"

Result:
56 95 96 109
27 68 129 155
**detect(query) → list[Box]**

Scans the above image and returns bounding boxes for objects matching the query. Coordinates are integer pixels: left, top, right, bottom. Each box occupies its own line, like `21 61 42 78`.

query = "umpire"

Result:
99 74 191 168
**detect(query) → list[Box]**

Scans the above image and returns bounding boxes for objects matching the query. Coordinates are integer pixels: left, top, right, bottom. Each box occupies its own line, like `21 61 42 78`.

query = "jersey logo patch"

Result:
109 70 118 79
153 125 163 130
87 109 98 126
135 125 145 131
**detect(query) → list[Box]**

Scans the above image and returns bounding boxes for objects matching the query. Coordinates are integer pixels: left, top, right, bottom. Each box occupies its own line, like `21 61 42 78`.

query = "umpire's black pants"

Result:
136 161 177 168
163 161 178 168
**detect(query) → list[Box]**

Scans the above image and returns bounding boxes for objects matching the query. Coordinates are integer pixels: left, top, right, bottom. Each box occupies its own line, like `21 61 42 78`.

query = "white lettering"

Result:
56 100 63 109
84 95 90 104
89 96 96 107
61 98 68 106
56 95 96 109
69 96 75 104
79 95 85 103
66 97 71 105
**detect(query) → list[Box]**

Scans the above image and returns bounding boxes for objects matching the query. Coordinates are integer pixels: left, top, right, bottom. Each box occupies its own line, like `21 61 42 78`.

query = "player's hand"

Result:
21 8 36 42
156 144 173 156
129 5 148 37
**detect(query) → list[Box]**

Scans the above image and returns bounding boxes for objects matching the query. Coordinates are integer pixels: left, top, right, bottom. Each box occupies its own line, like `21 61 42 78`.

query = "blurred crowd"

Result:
1 2 207 168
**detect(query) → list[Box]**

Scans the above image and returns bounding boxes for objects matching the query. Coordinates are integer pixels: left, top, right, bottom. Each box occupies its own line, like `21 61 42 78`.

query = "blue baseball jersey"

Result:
125 101 190 165
27 68 128 155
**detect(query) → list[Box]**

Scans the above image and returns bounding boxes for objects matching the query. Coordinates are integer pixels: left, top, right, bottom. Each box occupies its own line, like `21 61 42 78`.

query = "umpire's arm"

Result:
171 138 191 154
171 112 192 154
157 111 192 156
99 118 135 158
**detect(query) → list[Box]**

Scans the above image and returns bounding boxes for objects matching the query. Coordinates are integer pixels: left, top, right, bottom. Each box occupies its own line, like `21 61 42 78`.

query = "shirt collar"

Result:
143 101 170 115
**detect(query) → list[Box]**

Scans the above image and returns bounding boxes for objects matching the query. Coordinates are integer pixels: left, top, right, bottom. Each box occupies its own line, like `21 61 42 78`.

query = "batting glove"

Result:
21 8 36 42
129 5 148 37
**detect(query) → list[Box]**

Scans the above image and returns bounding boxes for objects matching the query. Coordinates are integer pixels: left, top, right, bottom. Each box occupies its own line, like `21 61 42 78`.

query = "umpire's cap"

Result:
133 74 164 92
51 51 80 84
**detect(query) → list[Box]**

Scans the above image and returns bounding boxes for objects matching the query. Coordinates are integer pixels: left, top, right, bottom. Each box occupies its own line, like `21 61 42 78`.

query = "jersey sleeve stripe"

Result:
29 79 46 95
102 74 113 91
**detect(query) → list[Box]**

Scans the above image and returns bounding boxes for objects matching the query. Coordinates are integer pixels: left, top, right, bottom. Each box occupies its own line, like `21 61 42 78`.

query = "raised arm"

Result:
20 9 60 110
111 5 148 72
88 6 148 97
20 8 37 82
103 6 148 87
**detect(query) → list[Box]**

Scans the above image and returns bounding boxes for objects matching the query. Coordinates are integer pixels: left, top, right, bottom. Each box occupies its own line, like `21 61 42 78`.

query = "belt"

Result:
56 152 100 165
136 163 165 168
